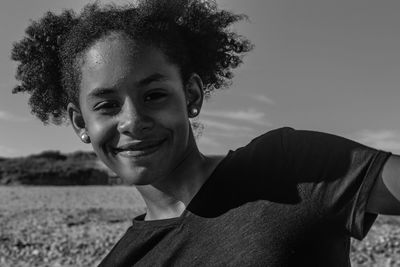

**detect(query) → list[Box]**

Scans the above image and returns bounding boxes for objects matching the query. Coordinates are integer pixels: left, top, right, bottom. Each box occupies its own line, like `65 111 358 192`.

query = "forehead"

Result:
79 33 181 92
83 33 138 69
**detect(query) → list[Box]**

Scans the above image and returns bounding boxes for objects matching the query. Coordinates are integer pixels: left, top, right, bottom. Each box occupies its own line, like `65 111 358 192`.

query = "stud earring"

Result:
189 107 199 117
81 132 91 143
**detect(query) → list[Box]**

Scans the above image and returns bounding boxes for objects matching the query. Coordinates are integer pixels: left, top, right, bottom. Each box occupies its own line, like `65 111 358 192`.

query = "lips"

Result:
114 138 166 158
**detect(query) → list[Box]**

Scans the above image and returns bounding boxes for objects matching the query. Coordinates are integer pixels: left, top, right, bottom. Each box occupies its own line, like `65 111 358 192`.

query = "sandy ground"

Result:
0 186 400 267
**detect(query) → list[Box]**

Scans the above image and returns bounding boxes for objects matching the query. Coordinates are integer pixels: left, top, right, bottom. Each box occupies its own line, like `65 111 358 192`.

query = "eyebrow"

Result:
87 88 116 100
135 72 169 87
87 73 169 99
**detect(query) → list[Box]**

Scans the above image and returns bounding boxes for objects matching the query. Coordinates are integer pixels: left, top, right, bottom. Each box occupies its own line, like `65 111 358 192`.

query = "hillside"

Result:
0 150 119 185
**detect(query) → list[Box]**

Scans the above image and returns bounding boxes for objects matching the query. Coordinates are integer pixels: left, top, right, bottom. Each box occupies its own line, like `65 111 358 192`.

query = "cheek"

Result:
87 117 117 149
163 109 191 150
159 105 189 134
163 96 188 125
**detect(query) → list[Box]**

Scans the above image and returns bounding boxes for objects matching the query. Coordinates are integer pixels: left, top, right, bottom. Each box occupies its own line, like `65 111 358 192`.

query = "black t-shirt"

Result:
98 127 391 267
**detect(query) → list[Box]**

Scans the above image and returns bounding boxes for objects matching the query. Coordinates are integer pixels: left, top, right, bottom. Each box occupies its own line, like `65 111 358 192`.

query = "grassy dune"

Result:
0 186 145 267
1 186 400 266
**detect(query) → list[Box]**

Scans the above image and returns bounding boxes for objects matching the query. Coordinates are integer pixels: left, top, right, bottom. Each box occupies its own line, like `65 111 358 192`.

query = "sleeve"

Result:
280 127 391 240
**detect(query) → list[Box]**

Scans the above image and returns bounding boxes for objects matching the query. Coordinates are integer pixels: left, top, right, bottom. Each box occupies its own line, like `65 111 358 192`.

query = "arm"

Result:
366 154 400 215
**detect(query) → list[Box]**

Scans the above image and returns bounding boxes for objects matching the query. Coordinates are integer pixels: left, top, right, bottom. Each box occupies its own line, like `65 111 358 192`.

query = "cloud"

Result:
197 135 226 154
0 110 29 122
201 118 254 132
206 130 254 138
197 136 222 147
0 145 18 157
197 108 273 153
201 108 271 126
351 129 400 153
249 94 275 105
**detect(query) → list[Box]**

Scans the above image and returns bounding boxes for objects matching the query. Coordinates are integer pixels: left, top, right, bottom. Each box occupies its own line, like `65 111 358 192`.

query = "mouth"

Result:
114 138 167 158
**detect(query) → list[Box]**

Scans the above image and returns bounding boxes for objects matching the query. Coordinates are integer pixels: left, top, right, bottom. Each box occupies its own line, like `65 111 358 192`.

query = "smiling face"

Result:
68 33 203 185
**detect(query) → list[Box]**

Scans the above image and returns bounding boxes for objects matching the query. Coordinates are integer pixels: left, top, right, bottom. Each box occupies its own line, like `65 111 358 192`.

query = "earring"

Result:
189 107 199 117
81 132 91 143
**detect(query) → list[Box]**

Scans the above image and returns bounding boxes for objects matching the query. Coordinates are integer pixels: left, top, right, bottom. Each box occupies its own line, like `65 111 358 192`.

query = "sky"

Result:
0 0 399 157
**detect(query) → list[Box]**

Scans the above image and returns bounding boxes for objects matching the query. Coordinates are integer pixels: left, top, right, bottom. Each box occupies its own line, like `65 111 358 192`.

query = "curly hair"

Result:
11 0 254 125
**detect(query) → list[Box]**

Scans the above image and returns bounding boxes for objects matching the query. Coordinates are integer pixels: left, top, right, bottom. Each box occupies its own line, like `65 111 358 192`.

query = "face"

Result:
71 33 201 185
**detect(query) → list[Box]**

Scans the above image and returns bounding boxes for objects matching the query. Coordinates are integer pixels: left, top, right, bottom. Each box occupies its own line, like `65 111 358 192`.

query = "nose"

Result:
117 99 154 136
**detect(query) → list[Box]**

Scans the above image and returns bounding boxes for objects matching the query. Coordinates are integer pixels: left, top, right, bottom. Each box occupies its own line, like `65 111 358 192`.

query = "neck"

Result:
136 142 224 221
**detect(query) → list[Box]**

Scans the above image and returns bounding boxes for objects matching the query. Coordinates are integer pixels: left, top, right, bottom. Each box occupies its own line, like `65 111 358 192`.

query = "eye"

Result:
93 101 120 112
144 91 168 103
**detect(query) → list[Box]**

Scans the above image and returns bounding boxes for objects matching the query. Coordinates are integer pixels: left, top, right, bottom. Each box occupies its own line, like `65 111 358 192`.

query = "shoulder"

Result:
237 126 294 156
248 126 294 144
251 127 375 159
228 126 383 179
220 127 294 179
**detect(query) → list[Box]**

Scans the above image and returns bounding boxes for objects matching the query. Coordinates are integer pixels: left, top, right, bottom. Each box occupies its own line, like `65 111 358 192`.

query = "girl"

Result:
11 0 400 266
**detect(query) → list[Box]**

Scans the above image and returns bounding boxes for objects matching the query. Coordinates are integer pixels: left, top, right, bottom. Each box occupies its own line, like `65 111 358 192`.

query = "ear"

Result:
185 73 204 118
67 102 89 143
